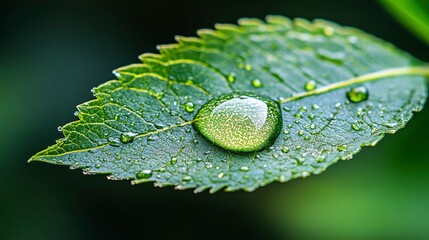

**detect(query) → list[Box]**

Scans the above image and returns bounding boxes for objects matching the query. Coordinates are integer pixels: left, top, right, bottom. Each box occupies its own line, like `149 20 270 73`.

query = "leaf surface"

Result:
30 16 428 192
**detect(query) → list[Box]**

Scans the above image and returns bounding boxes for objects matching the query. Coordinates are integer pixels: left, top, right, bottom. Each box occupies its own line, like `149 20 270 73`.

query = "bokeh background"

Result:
1 0 428 239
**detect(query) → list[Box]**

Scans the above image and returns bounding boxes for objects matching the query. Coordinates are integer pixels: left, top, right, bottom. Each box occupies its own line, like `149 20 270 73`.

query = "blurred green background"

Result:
1 0 428 239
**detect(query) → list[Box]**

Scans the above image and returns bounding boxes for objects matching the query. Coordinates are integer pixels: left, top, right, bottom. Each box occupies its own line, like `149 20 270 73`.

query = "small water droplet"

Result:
337 144 348 151
120 132 138 144
95 164 101 168
279 175 287 183
302 171 310 177
335 102 342 108
182 176 192 182
348 36 358 44
136 169 152 179
347 86 369 103
295 145 302 150
245 64 252 71
294 113 303 118
312 104 320 110
323 26 334 36
228 73 236 83
171 157 177 164
193 93 282 152
304 80 317 91
147 136 156 141
108 137 121 147
282 147 290 153
298 130 304 136
251 79 262 88
284 129 290 134
184 102 195 113
217 172 225 179
351 122 362 131
57 126 63 132
310 124 316 129
240 166 249 172
317 155 326 162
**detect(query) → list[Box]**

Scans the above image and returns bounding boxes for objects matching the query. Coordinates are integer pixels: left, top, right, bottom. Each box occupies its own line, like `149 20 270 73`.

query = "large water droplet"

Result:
347 86 369 103
120 132 138 144
193 93 282 152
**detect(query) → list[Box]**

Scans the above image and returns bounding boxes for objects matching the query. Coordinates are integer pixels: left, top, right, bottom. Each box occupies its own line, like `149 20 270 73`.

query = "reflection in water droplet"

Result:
136 169 152 179
184 102 195 113
304 80 317 91
347 86 369 103
251 79 262 88
57 126 63 132
193 93 282 152
120 132 138 144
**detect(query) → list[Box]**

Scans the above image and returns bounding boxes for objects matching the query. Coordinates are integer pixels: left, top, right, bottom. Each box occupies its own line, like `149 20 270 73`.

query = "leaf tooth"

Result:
174 35 202 47
214 23 241 33
138 53 162 62
196 28 228 40
265 15 292 27
156 43 179 52
237 17 264 26
209 184 226 194
293 18 315 32
113 63 148 76
193 185 210 194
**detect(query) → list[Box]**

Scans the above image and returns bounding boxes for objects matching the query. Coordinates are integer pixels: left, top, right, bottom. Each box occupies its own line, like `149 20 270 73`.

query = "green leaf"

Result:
29 16 429 193
380 0 429 46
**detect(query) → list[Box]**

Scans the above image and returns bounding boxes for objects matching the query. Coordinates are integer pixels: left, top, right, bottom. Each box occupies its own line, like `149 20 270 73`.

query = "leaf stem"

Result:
279 66 429 104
